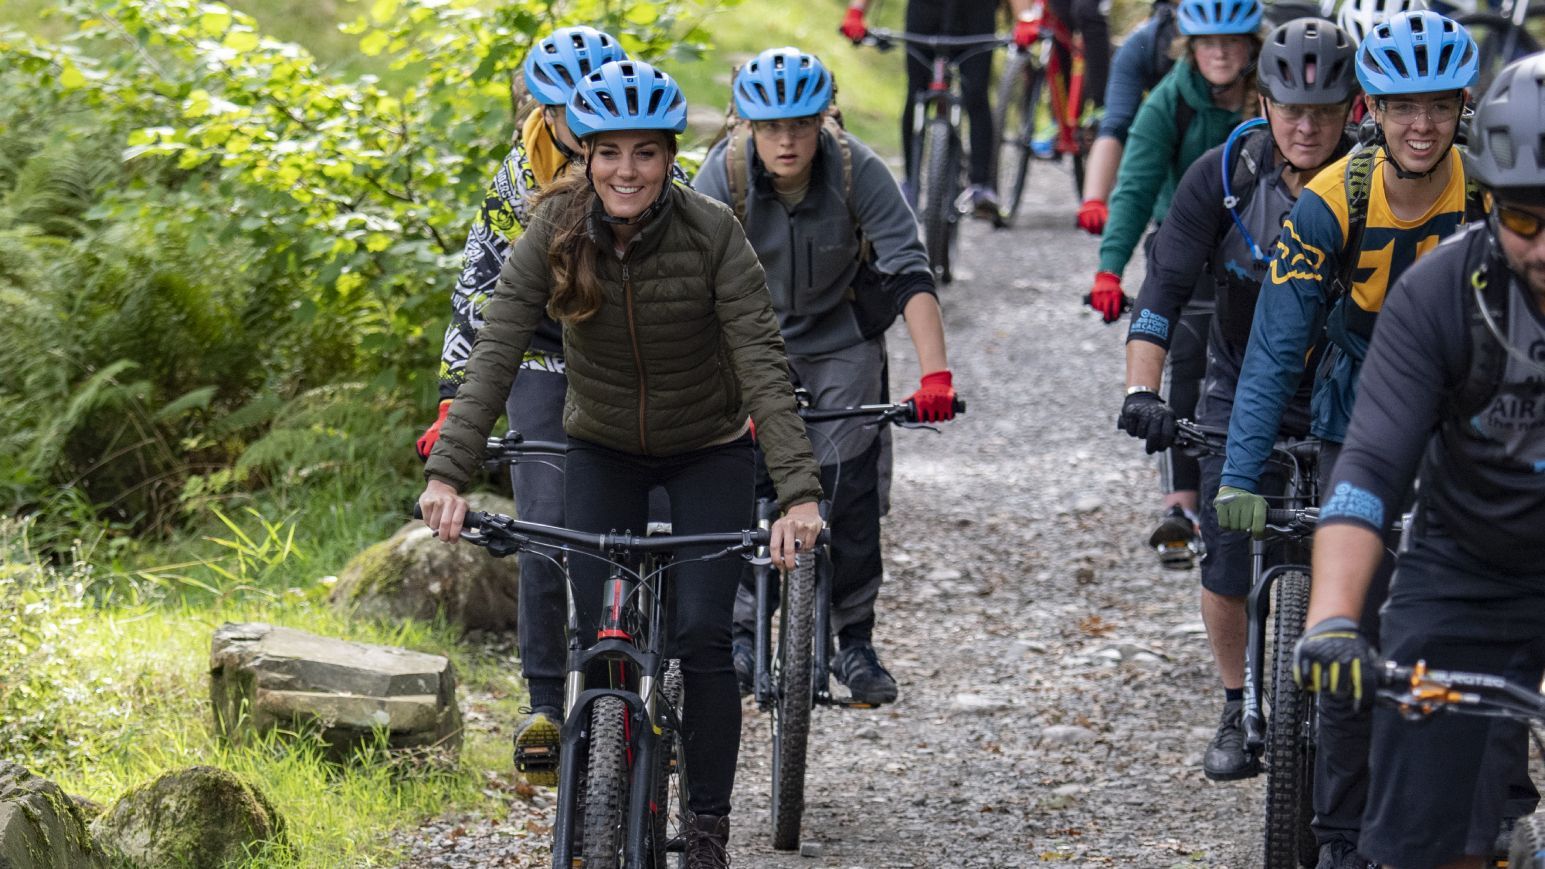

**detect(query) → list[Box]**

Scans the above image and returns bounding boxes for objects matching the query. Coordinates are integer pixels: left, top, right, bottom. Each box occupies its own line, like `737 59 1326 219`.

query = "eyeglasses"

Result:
1270 101 1349 126
1377 98 1463 125
752 117 820 138
1496 202 1545 240
1193 35 1247 54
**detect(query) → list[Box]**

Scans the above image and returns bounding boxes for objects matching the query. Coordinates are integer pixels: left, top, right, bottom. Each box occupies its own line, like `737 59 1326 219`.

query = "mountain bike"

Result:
417 483 819 869
1374 660 1543 867
856 28 1008 284
1457 0 1542 93
993 0 1092 223
747 392 965 850
1174 420 1323 869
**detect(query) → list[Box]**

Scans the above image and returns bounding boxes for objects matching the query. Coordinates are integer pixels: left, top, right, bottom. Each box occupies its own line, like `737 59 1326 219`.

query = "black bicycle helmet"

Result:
1258 18 1358 104
1463 52 1545 195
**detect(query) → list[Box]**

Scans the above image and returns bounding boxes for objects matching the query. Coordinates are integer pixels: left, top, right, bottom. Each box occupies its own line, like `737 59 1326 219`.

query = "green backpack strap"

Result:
1330 146 1376 303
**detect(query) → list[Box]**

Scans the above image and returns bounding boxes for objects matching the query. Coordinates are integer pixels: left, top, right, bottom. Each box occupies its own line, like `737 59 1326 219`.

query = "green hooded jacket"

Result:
1099 58 1246 276
425 183 824 511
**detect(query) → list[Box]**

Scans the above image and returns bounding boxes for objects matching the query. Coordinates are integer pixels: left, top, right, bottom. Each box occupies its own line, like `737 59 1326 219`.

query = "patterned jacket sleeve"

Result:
435 141 537 400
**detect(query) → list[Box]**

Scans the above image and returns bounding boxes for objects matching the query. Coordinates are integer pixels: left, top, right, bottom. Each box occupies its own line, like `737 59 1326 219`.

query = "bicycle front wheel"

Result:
582 695 630 869
770 553 816 851
1264 570 1317 869
919 117 961 284
993 51 1044 226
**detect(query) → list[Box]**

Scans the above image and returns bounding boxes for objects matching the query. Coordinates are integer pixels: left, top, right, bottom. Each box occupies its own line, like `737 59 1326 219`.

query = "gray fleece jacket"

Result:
693 128 936 355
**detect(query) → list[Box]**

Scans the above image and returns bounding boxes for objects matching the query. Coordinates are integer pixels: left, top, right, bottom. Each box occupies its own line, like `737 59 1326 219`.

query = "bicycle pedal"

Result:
1154 540 1198 570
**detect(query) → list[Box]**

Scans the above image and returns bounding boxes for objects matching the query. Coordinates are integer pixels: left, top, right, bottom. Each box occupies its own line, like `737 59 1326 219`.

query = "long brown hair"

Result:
530 134 678 324
533 169 604 324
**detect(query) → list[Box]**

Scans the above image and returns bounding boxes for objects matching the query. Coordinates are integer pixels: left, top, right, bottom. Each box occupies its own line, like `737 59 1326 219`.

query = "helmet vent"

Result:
1381 47 1410 78
1491 129 1515 168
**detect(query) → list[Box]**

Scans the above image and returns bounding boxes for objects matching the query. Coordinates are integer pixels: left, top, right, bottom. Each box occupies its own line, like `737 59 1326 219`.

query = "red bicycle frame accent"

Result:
1022 0 1087 157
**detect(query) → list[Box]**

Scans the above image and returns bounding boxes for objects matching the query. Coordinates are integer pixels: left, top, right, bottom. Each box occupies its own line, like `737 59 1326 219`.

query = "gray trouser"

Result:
505 370 568 685
734 337 888 644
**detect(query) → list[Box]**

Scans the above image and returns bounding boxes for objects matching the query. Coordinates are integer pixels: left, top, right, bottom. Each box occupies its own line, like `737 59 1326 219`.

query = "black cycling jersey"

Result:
1322 225 1545 572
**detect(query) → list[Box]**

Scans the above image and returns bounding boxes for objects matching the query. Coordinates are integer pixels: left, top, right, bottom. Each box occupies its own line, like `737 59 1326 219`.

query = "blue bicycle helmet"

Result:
733 47 834 121
523 26 626 106
1354 10 1477 95
566 60 689 140
1176 0 1264 35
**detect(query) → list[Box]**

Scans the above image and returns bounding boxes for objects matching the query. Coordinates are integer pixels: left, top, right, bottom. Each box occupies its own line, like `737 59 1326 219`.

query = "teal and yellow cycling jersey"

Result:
1221 146 1474 491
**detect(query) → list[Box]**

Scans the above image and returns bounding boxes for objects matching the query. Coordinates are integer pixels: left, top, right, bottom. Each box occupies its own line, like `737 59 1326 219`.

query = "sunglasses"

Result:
1496 202 1545 240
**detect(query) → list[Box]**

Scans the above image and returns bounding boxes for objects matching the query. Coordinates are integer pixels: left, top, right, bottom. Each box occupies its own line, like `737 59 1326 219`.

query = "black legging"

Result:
903 0 998 187
1047 0 1111 111
564 435 755 817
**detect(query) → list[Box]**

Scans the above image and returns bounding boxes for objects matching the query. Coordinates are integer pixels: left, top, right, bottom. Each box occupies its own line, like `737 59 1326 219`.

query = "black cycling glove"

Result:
1117 391 1177 455
1293 616 1378 709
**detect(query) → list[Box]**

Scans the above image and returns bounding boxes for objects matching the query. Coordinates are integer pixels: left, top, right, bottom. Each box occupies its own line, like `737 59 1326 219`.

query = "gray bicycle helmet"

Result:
1463 52 1545 194
1259 18 1358 104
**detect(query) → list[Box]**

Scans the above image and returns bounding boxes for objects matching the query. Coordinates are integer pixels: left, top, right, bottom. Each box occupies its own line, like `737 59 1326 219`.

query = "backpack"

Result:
719 111 876 273
1217 118 1277 264
1448 230 1512 420
1329 145 1488 304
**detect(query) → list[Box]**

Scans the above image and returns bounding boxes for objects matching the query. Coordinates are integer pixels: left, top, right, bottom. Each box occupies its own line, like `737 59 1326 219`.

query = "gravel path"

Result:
395 162 1266 868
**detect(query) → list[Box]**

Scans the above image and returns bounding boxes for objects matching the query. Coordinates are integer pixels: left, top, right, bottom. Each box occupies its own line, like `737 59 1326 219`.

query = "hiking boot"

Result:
732 637 754 698
1203 699 1259 781
684 812 730 869
1148 504 1199 570
969 185 1000 221
831 642 899 705
512 706 561 787
1316 839 1375 869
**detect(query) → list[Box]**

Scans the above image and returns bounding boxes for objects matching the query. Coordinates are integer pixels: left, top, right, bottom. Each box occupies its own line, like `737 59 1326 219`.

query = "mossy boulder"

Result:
89 766 285 868
0 762 108 868
329 492 520 636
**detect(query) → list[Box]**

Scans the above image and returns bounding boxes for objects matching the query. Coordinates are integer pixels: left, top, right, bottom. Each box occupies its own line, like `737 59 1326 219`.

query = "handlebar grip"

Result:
1082 293 1134 314
411 503 489 531
1265 509 1303 526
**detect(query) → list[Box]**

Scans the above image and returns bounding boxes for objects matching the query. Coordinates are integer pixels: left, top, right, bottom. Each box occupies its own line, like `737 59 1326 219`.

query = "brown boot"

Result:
684 812 730 869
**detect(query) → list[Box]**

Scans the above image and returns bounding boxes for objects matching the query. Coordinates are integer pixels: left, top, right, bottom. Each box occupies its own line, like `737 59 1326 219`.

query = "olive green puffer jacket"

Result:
425 183 823 510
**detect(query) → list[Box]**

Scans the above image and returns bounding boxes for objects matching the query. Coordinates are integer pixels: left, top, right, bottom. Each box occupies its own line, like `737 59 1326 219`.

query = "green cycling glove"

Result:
1214 485 1267 538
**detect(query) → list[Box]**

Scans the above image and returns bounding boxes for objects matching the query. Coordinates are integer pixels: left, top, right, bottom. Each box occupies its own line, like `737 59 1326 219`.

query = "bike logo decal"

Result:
1131 309 1170 341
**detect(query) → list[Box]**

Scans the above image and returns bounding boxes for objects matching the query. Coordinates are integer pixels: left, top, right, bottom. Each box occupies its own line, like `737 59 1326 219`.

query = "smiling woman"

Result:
416 59 824 869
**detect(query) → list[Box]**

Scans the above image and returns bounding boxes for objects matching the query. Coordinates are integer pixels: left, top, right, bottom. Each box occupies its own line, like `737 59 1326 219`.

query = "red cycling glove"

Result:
416 399 453 460
909 370 957 422
1013 17 1037 48
1076 199 1108 235
839 7 868 42
1088 271 1128 325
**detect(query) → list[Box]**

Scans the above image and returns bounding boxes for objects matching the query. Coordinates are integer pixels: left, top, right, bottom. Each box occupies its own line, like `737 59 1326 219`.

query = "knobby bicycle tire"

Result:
1510 812 1545 868
920 117 961 284
582 695 630 869
770 553 817 851
1264 570 1317 869
993 51 1043 225
647 661 685 869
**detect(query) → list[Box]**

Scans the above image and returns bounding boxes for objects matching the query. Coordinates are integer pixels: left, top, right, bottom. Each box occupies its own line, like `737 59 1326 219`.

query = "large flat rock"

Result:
209 623 461 762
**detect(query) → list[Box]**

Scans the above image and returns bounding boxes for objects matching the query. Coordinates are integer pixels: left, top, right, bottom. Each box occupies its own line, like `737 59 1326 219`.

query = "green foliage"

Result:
0 0 726 541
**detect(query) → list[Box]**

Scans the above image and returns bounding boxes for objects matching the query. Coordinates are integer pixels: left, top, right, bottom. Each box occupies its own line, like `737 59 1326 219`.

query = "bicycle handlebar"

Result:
856 28 1010 50
1082 293 1134 315
796 397 967 425
413 504 779 553
1375 659 1545 722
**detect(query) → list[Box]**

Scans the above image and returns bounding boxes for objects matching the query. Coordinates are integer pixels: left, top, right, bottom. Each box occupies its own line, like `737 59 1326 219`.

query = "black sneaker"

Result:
1148 505 1199 570
731 638 754 698
1316 840 1376 869
513 706 561 787
1203 699 1259 781
831 642 899 705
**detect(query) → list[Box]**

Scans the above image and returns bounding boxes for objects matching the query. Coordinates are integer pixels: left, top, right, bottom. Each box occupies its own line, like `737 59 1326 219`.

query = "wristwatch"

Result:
1126 385 1160 397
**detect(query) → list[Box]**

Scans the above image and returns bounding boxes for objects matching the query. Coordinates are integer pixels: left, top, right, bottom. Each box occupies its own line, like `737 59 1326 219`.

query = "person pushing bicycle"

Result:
1088 0 1264 570
693 47 958 706
1119 17 1358 781
840 0 1047 219
1214 11 1488 865
417 60 824 867
1294 52 1545 869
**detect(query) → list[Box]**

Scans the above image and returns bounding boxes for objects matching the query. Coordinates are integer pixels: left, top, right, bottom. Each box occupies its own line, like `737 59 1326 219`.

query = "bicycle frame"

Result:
1016 0 1086 158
